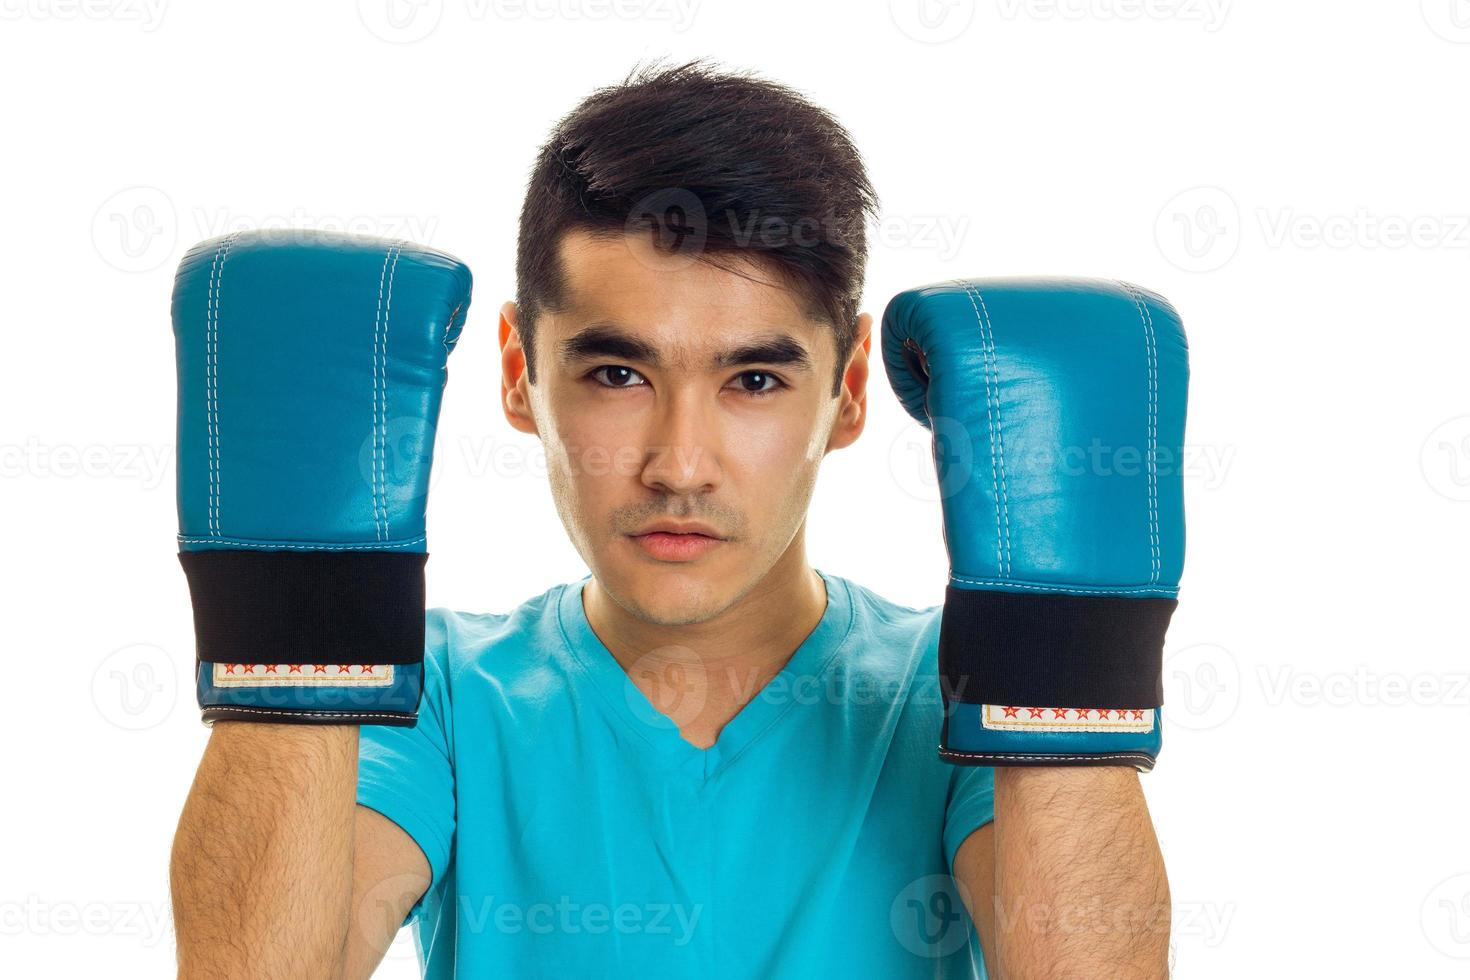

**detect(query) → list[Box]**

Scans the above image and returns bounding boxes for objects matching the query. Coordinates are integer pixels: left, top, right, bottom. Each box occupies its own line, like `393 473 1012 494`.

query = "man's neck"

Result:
583 550 828 749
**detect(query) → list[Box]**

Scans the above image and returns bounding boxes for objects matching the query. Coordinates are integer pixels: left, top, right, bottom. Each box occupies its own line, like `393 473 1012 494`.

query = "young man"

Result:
171 62 1175 978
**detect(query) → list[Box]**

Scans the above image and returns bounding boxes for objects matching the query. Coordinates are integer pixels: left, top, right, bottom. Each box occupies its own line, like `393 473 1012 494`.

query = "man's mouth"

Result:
628 528 726 562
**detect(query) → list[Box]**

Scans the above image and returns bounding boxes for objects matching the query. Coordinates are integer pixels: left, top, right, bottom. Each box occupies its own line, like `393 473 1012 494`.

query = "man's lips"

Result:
628 528 726 562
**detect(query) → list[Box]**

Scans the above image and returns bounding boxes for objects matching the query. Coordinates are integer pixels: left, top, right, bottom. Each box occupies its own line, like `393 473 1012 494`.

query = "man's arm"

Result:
342 805 432 979
170 726 430 978
953 823 998 978
171 724 359 977
955 769 1170 978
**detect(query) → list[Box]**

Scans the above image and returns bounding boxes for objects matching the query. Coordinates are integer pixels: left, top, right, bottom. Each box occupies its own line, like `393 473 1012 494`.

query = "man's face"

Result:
501 229 869 626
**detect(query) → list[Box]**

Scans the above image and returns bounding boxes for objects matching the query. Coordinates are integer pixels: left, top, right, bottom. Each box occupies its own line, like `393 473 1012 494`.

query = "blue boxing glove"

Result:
172 230 471 725
882 279 1188 770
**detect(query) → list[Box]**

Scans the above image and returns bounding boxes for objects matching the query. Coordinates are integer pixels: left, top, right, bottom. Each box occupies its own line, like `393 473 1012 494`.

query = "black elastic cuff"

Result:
939 586 1173 708
179 550 427 666
201 706 419 727
938 746 1157 772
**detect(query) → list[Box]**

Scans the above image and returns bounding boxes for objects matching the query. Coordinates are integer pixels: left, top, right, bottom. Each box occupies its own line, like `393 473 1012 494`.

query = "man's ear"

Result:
827 312 872 453
500 301 538 436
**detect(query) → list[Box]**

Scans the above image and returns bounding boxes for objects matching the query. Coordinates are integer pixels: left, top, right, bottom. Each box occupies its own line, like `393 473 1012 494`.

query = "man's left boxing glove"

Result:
172 230 472 726
883 278 1187 770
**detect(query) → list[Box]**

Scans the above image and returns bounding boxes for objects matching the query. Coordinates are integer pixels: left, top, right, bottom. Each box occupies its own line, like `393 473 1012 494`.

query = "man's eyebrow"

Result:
558 324 814 374
713 336 813 373
557 325 658 365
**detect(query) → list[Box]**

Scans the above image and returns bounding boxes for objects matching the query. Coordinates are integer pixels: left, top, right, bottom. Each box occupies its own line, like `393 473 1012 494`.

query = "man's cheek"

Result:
724 418 812 472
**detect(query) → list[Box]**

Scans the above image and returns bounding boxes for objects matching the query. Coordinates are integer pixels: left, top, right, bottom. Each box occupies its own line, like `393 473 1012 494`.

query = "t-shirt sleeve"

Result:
356 609 455 919
943 763 996 869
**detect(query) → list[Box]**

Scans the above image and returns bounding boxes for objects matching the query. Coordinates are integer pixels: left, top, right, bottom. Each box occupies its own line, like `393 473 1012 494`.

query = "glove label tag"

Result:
980 704 1154 734
209 663 396 688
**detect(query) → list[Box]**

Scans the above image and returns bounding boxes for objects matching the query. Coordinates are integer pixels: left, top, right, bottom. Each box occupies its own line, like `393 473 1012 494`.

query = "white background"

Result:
4 1 1470 976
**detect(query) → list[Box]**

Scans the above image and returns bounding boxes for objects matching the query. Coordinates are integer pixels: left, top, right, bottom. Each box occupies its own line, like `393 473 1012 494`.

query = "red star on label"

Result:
242 665 255 674
1002 706 1019 718
264 665 278 674
360 665 374 675
288 665 302 673
314 665 327 673
1131 709 1145 720
338 665 352 674
1050 708 1067 719
1075 708 1091 720
1096 709 1112 720
1027 707 1046 719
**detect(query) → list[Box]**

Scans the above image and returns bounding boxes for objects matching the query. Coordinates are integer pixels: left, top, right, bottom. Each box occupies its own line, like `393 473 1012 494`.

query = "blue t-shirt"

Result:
358 568 995 978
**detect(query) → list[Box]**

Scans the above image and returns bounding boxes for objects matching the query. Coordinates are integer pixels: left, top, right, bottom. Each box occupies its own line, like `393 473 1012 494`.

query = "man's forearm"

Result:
992 767 1170 979
170 724 359 978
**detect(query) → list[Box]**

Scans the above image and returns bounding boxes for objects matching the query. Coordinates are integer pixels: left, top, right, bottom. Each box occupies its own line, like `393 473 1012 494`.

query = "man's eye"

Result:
728 371 785 396
590 365 647 389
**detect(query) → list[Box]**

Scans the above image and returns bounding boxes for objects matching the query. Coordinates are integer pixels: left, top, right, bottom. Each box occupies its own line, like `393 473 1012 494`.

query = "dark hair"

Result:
514 59 879 397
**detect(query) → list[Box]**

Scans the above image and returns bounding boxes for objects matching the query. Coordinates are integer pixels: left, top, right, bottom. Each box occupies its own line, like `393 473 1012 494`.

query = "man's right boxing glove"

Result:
882 278 1188 771
172 230 472 726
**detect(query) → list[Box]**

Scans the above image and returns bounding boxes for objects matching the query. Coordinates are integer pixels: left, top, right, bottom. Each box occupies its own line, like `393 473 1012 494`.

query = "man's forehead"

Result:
551 230 827 349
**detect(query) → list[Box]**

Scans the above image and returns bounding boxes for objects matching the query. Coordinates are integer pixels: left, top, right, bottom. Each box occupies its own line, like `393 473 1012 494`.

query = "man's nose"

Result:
639 390 722 495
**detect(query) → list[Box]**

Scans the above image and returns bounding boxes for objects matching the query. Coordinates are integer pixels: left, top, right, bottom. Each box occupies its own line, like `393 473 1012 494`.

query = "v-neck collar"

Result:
555 567 854 780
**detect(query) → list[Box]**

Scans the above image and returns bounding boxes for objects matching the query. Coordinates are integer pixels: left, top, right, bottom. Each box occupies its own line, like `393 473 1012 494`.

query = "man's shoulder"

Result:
825 571 943 640
820 571 944 676
421 577 579 679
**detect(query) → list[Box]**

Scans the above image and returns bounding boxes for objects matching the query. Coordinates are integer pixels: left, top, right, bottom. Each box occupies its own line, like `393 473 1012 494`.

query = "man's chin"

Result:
596 546 736 626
